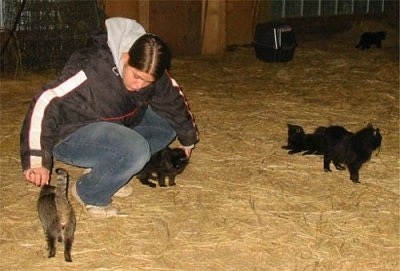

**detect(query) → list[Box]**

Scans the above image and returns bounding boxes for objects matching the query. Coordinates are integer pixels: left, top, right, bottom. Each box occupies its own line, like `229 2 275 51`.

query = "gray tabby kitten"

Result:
37 168 76 262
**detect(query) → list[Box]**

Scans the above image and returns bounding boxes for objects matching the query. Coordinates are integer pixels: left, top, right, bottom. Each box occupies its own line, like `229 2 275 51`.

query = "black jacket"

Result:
20 34 199 171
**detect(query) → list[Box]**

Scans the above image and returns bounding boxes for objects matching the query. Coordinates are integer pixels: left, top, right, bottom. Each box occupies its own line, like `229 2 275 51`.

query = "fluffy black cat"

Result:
323 124 382 183
282 124 327 155
355 31 386 50
37 168 76 262
137 147 189 188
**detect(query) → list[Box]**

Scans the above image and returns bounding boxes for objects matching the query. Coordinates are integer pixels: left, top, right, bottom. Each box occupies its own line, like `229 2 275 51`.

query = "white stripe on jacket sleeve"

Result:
28 70 87 167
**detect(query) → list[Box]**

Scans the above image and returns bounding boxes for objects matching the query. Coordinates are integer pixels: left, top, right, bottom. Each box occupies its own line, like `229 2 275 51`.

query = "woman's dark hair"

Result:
128 34 171 80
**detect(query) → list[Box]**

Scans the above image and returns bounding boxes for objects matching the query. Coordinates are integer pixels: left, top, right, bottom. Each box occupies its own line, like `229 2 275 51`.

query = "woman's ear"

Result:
121 53 129 64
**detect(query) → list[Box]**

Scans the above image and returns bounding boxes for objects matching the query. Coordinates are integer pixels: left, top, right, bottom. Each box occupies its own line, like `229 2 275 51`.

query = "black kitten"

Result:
282 124 327 155
323 124 382 183
37 168 76 262
137 147 189 188
355 31 386 50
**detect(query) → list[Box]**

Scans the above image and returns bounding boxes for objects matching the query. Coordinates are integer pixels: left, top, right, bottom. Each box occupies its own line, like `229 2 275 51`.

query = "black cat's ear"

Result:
367 123 373 128
295 126 303 133
314 126 327 134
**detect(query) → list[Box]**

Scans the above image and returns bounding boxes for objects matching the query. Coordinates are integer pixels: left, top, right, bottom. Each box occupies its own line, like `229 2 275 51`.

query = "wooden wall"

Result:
149 1 202 56
104 0 202 56
104 0 140 21
225 0 255 46
103 0 256 55
102 0 398 56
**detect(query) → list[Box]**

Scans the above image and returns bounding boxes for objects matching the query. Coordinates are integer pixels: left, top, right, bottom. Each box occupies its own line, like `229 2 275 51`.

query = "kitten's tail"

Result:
55 168 69 195
56 168 68 181
54 168 74 223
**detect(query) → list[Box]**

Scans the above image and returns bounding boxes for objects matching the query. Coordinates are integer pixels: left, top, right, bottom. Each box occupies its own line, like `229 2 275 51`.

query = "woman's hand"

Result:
23 167 50 186
181 145 194 158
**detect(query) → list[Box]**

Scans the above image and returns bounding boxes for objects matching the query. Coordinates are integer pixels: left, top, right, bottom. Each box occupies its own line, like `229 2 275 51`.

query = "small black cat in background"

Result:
355 31 386 50
323 124 382 183
137 147 189 188
37 168 76 262
282 124 326 155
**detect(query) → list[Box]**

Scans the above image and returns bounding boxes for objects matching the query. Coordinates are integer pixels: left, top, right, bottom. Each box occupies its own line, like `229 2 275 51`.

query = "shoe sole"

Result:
114 185 133 197
83 168 132 198
71 182 124 218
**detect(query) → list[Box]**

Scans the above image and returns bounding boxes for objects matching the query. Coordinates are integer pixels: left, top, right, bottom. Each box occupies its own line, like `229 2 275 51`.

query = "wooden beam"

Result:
201 0 226 54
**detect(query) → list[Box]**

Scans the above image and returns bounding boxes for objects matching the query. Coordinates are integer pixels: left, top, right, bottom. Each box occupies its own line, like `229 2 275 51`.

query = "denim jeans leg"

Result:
53 122 150 206
133 107 177 155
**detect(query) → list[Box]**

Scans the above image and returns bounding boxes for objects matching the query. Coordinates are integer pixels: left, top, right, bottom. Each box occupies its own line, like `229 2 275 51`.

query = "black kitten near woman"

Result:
137 147 189 188
323 124 382 183
355 31 386 50
37 168 76 262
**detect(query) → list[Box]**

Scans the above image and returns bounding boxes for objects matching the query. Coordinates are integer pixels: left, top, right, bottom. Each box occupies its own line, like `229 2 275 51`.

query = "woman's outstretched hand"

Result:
23 167 50 186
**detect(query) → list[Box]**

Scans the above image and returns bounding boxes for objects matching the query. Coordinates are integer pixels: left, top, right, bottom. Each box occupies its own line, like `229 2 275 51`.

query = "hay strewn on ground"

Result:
1 20 399 270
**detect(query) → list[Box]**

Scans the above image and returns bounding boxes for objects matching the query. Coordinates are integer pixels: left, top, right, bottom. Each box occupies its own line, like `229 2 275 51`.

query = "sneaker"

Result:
82 168 132 198
71 182 120 218
84 204 120 218
113 184 133 197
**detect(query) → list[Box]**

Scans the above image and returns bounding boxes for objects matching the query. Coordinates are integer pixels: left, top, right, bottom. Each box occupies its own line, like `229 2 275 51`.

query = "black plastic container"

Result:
253 21 297 63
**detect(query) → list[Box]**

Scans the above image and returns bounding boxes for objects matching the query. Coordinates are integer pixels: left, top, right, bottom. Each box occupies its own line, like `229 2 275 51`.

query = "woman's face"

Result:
121 54 155 92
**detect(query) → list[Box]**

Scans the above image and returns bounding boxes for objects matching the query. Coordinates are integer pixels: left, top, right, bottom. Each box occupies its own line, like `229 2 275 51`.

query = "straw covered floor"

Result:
0 20 399 270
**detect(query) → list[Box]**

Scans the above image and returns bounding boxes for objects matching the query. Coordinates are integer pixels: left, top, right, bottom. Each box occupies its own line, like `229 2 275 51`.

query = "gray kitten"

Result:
37 168 76 262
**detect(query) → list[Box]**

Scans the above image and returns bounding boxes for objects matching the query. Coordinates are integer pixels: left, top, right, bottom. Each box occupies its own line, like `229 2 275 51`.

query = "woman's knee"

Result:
109 126 151 166
75 122 151 169
122 138 151 166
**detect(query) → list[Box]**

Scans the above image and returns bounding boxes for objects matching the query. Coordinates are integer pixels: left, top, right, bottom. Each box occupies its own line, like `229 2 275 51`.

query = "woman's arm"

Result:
149 71 199 147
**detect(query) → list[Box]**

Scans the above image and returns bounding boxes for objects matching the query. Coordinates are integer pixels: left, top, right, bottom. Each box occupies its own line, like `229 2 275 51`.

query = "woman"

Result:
20 17 199 217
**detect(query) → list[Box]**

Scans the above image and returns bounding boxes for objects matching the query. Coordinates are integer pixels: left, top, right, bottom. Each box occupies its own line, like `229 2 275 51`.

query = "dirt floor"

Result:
1 20 399 270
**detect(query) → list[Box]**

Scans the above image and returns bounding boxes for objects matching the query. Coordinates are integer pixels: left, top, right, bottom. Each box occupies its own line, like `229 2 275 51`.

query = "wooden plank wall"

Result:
102 1 398 56
226 0 257 46
103 0 244 55
149 1 202 56
104 0 203 56
103 0 140 22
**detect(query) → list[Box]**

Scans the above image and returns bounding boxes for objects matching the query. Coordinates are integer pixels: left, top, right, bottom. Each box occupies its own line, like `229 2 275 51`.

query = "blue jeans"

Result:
53 107 176 206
